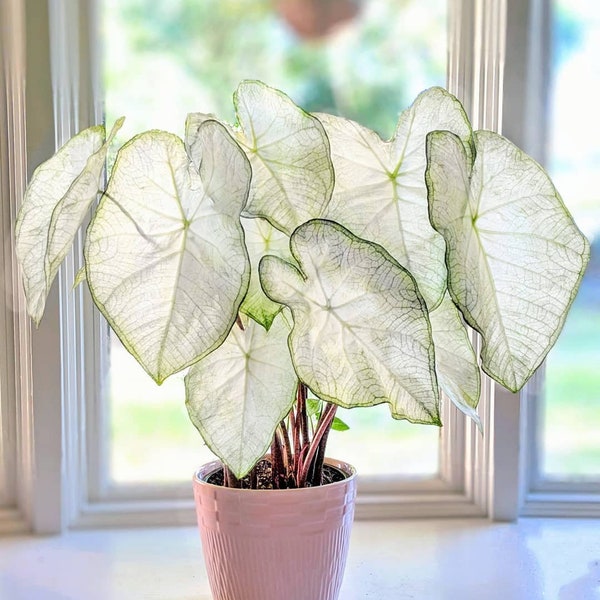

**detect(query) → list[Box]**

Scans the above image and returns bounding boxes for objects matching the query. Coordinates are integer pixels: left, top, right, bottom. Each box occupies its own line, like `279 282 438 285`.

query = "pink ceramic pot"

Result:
193 457 357 600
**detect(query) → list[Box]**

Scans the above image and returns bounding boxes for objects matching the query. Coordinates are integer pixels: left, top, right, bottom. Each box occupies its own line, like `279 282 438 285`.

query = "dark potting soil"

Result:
206 458 346 489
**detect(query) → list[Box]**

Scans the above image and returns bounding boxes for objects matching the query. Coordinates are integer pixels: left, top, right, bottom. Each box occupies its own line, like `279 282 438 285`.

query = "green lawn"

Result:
543 301 600 478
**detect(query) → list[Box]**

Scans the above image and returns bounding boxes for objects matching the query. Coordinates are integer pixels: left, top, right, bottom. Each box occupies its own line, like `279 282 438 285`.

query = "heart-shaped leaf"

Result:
426 130 590 391
185 314 297 478
233 80 335 235
429 292 481 429
315 87 472 309
239 216 292 330
15 118 123 324
260 219 440 425
85 122 251 383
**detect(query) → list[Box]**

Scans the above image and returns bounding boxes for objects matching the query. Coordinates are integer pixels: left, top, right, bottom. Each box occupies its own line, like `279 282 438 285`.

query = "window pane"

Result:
102 0 445 484
541 0 600 479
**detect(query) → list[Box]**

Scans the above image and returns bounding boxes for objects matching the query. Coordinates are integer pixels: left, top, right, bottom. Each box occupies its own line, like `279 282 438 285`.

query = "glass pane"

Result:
102 0 446 484
542 0 600 479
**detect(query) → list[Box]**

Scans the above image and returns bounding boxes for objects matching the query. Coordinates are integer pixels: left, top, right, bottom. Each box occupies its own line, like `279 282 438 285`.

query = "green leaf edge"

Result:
259 218 441 426
425 129 591 392
233 80 336 236
45 118 125 283
15 122 111 325
84 129 251 385
183 318 297 479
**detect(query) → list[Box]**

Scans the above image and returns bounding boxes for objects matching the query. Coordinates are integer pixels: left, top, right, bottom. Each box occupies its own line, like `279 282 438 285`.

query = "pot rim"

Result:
193 456 356 494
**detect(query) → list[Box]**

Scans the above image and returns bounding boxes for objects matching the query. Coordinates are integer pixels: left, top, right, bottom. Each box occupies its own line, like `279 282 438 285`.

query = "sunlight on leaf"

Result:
239 216 291 329
331 416 350 432
233 80 334 235
429 292 481 430
315 87 472 309
260 219 440 424
15 118 123 324
85 122 251 383
427 130 590 391
185 314 296 478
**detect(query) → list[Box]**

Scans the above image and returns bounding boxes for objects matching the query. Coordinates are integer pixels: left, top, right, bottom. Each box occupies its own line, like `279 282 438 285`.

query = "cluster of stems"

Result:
224 382 338 489
271 382 338 488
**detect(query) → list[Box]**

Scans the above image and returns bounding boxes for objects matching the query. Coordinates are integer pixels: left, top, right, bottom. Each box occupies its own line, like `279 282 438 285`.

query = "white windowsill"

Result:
1 518 599 599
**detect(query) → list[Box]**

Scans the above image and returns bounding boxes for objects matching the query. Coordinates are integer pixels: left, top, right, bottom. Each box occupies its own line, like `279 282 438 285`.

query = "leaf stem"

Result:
279 419 293 473
297 383 310 452
224 465 241 489
297 402 337 487
271 429 286 489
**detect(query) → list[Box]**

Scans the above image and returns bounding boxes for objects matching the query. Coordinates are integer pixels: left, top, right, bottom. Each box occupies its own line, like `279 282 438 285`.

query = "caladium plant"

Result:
15 81 590 488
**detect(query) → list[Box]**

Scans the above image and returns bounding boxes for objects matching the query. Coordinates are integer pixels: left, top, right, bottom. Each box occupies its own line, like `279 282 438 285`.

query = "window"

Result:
519 0 600 515
100 0 446 490
5 0 595 534
90 0 498 525
540 0 600 482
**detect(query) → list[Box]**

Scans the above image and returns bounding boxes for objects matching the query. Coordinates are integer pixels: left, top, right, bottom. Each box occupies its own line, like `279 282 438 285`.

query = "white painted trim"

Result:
72 483 488 530
448 0 517 521
0 0 19 510
0 0 101 535
0 0 36 534
0 508 29 535
521 494 600 518
22 0 65 536
502 0 551 163
520 366 600 516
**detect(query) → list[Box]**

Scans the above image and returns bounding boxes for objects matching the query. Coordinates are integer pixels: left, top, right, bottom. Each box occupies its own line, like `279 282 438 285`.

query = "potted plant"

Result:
15 81 589 600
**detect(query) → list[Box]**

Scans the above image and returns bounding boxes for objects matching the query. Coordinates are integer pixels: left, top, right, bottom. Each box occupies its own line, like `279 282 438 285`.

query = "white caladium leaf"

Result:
232 80 334 235
429 293 481 430
15 118 124 324
427 130 591 392
185 314 296 478
260 219 440 425
85 122 251 383
315 87 472 309
239 216 292 330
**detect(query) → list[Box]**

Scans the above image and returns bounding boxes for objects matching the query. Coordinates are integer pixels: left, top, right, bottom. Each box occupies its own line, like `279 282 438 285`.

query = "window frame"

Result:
82 0 500 527
0 0 34 535
504 0 600 517
520 369 600 517
6 0 587 534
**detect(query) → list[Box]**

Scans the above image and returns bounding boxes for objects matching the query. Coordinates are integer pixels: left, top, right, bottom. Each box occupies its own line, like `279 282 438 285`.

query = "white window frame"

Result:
3 0 568 534
0 0 34 535
520 369 600 517
502 0 600 518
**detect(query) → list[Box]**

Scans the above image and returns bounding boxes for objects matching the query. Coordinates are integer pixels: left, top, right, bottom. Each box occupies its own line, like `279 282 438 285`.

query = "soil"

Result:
206 458 346 489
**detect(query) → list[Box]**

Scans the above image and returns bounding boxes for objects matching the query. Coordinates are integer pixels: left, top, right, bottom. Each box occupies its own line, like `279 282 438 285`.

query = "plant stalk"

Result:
297 402 337 487
271 428 286 489
224 465 241 489
297 382 310 451
279 419 293 473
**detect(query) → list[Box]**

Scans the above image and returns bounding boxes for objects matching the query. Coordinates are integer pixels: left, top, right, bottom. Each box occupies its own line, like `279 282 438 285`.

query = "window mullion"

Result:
448 0 528 522
50 0 102 530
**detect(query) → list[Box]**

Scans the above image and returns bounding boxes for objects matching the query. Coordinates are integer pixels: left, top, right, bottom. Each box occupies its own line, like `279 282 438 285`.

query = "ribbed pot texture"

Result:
193 458 357 600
